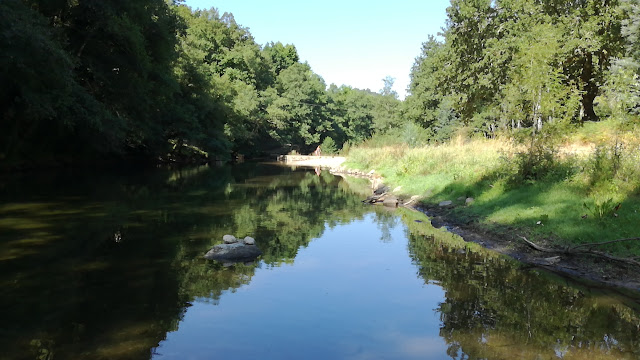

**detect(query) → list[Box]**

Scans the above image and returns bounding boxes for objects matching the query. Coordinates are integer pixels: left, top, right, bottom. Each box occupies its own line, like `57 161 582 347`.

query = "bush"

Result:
588 143 622 186
320 136 337 155
506 122 576 185
359 122 432 148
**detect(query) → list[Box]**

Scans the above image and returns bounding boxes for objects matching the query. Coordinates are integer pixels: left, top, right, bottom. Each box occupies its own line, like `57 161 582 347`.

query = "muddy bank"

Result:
418 204 640 294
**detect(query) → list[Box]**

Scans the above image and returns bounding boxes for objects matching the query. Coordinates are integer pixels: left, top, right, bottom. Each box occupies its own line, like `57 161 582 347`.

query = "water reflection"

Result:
153 212 449 360
403 210 640 359
1 164 639 359
0 164 369 359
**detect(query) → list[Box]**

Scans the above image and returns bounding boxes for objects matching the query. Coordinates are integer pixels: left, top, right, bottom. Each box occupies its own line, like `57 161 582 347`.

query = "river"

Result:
1 163 639 359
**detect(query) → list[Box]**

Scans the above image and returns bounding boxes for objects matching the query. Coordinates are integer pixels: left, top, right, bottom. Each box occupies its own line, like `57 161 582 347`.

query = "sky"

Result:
183 0 451 99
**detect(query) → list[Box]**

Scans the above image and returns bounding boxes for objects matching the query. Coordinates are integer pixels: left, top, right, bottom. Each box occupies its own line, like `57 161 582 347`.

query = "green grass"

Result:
344 125 640 256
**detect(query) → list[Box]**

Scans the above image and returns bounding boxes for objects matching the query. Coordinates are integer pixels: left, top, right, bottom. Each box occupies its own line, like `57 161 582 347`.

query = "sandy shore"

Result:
282 155 346 167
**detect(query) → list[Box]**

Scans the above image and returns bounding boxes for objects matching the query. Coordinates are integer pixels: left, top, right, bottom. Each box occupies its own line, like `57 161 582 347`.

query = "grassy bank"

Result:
344 121 640 256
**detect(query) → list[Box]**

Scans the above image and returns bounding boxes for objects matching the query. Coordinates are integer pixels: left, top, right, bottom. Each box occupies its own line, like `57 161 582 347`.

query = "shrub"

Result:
320 136 337 155
507 122 575 185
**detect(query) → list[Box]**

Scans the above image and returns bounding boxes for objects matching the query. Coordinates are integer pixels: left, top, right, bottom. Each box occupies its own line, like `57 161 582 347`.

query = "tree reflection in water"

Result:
0 164 368 359
1 165 639 359
403 209 640 360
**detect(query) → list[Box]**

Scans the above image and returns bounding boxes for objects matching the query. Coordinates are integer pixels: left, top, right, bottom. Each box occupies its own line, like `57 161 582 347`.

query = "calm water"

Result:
1 164 639 360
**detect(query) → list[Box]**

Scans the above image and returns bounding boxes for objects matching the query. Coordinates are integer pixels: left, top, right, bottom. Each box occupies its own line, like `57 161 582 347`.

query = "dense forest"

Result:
406 0 639 141
1 0 400 167
2 0 639 168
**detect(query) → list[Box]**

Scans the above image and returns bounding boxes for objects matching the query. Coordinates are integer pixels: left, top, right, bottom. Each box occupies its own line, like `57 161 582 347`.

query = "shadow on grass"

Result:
425 160 640 256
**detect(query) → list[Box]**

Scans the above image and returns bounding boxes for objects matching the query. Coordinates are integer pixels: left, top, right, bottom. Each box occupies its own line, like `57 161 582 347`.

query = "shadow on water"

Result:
0 163 368 359
1 163 639 359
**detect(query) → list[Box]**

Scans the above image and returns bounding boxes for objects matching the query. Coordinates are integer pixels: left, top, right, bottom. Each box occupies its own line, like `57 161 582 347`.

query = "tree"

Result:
0 0 75 161
372 77 402 132
502 22 578 131
327 86 375 146
266 62 331 150
404 36 458 140
263 42 299 77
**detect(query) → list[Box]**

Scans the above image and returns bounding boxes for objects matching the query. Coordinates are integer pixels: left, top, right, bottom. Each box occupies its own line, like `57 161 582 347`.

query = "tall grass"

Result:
347 136 513 196
344 122 640 256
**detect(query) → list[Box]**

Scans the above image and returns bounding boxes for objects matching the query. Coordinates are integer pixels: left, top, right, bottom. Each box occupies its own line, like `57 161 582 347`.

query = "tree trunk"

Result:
581 51 599 122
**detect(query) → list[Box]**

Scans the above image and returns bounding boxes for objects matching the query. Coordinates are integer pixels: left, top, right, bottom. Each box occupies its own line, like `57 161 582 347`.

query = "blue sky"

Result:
183 0 451 99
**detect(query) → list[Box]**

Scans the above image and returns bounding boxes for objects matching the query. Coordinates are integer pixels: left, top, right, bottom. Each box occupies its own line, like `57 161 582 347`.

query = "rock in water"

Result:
243 236 255 245
373 185 389 195
204 243 262 262
223 234 237 244
383 196 399 208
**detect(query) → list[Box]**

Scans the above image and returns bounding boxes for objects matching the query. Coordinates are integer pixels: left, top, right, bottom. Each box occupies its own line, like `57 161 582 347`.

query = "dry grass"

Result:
344 123 640 255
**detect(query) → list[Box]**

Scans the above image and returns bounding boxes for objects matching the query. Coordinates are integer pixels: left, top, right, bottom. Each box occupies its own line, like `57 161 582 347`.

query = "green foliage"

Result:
320 137 337 155
583 198 619 220
595 58 640 124
327 85 376 145
588 143 624 185
404 0 628 142
266 62 331 149
507 129 564 184
263 42 299 77
2 1 395 167
372 79 403 133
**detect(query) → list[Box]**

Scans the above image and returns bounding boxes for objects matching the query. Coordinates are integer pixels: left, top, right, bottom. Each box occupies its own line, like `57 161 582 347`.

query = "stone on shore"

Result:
465 197 475 205
439 200 453 207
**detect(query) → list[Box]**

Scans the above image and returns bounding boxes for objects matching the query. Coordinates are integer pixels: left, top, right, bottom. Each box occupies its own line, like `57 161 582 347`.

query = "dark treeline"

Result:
404 0 640 141
6 0 639 168
1 0 400 167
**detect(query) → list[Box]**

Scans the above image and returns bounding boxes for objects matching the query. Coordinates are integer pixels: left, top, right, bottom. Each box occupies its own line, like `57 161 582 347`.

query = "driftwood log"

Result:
520 236 640 267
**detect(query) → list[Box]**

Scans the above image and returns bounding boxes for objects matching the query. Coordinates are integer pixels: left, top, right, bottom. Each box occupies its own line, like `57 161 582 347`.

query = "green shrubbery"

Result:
320 137 337 155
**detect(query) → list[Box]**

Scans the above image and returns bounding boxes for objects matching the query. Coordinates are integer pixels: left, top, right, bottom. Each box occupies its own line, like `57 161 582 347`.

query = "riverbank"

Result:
333 132 640 292
278 155 346 168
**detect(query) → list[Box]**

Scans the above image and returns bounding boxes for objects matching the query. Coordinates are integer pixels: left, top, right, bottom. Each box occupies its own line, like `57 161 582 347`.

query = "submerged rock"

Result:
383 196 399 208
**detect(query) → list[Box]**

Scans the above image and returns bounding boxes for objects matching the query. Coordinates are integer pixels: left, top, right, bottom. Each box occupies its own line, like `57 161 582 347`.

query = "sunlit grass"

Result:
345 125 640 255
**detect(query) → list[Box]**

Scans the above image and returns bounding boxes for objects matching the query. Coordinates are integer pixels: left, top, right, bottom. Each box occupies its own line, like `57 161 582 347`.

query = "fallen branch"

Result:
570 237 640 251
520 236 640 267
520 236 557 253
